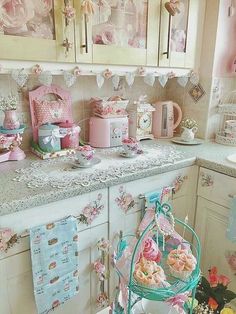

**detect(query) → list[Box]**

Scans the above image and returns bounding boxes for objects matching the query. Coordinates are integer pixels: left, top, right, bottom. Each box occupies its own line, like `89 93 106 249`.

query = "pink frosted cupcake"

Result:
167 248 197 280
141 237 162 263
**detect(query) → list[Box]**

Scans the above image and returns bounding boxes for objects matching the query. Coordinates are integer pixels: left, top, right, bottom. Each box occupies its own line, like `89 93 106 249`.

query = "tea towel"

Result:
30 216 79 314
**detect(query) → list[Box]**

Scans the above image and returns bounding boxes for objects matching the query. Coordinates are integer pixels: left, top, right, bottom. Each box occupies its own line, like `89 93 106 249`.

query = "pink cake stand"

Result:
0 125 26 162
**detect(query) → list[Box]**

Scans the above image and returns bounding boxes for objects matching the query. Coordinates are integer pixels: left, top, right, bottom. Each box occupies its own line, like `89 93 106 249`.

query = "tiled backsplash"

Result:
0 75 166 150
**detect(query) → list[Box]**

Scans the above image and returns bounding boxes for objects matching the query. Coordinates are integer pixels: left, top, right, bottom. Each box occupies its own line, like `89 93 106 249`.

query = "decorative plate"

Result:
227 154 236 164
171 137 204 145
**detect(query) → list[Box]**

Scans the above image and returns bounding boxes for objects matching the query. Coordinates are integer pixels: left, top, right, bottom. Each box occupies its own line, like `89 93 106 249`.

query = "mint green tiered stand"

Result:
114 201 201 314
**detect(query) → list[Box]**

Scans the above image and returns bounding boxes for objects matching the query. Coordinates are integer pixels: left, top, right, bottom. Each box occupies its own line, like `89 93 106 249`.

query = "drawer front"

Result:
197 168 236 208
0 189 108 259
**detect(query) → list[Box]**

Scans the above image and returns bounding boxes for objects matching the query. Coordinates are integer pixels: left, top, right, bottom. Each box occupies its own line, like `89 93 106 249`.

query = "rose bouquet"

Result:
195 267 236 313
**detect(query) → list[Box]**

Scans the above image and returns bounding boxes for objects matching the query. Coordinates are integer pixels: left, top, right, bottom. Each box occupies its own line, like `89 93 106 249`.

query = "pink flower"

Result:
62 5 76 20
218 274 230 287
77 145 93 152
93 260 106 281
83 206 92 217
97 238 110 252
142 237 162 263
32 64 43 75
73 66 81 77
0 228 15 252
103 69 112 79
226 252 236 271
122 137 137 144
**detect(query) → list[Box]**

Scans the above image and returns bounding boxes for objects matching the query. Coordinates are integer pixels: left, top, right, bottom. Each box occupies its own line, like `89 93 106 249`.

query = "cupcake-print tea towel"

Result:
30 216 79 314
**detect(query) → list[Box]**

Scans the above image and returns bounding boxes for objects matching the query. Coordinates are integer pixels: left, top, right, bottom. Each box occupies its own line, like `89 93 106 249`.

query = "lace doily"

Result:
13 144 184 189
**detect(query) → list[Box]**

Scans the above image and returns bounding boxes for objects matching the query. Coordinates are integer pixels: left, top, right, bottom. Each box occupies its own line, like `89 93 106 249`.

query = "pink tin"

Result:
59 121 80 149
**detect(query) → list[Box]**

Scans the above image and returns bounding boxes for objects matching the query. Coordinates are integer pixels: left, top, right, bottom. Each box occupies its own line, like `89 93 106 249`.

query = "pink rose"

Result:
226 252 236 271
218 275 230 287
83 206 92 217
142 237 162 263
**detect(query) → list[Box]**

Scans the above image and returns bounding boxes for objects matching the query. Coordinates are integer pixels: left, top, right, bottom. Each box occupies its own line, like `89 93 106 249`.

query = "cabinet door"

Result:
159 0 200 68
108 165 198 300
0 0 75 62
195 197 236 292
0 223 108 314
75 0 160 66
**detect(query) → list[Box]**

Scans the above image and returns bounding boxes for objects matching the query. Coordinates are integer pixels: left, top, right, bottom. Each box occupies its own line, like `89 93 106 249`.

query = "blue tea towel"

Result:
227 196 236 242
30 216 79 314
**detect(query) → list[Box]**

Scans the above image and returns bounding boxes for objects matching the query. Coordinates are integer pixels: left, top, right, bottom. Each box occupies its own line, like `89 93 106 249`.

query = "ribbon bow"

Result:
42 129 65 147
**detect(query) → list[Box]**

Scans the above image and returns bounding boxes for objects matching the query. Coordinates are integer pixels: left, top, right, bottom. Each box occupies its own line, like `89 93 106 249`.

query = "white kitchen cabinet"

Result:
109 165 198 300
0 223 108 314
195 168 236 293
195 197 236 292
159 0 203 68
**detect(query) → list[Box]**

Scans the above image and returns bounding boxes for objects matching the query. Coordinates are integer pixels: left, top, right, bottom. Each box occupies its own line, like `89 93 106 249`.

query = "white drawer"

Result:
197 168 236 208
0 189 108 259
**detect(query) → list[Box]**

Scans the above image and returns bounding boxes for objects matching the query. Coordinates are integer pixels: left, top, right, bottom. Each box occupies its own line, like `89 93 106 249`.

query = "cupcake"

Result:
167 248 197 280
133 257 168 288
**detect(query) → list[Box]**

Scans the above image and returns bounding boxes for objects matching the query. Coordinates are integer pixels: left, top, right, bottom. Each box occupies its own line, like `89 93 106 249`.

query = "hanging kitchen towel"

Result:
145 186 173 209
226 196 236 242
30 216 79 314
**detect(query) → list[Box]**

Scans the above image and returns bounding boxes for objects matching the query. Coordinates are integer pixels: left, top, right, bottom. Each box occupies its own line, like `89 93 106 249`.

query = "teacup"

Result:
76 145 95 165
122 137 139 156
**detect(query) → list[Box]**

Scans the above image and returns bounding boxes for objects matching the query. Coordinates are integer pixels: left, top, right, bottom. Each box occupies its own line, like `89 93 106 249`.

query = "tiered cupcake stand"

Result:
112 201 201 314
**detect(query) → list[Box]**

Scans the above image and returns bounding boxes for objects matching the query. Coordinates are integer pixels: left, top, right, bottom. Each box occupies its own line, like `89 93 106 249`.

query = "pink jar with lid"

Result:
59 121 80 149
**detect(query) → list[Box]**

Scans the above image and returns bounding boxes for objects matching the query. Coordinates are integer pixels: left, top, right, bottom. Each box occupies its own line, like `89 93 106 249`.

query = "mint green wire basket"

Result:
114 200 201 314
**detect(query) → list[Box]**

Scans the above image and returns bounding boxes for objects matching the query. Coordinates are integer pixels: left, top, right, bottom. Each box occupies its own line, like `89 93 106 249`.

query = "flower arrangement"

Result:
195 266 236 313
0 228 18 252
115 186 135 213
0 94 18 111
78 193 104 225
97 238 110 253
180 118 198 129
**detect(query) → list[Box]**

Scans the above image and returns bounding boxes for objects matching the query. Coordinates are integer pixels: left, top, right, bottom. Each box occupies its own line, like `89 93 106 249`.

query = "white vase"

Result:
181 126 198 142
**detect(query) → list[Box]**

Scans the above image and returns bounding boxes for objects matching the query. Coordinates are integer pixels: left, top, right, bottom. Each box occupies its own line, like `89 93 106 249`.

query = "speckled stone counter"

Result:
0 140 236 216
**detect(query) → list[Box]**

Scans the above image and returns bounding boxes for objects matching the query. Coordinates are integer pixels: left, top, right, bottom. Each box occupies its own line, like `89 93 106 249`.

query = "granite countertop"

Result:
0 140 236 217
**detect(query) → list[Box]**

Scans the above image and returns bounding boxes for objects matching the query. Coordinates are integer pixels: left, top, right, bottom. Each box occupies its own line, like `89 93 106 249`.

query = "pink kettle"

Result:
152 101 182 138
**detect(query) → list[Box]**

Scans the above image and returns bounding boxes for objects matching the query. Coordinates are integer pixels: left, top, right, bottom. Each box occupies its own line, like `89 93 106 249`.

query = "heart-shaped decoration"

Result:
11 69 28 87
125 72 135 87
112 75 120 90
165 2 177 16
177 76 189 87
144 73 155 87
158 75 168 88
38 71 53 86
63 71 77 88
190 72 200 85
96 74 105 89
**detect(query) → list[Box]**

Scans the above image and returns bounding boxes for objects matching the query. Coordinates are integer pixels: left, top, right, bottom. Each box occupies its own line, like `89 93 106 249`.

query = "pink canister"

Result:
59 121 80 149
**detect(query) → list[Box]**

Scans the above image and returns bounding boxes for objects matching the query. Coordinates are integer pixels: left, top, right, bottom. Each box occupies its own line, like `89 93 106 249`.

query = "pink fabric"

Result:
34 99 71 126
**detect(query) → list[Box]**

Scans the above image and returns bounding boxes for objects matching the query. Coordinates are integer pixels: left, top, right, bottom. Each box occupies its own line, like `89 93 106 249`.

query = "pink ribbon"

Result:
167 292 189 314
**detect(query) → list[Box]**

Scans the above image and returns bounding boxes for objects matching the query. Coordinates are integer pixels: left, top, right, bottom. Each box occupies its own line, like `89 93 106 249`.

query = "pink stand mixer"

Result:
0 125 26 162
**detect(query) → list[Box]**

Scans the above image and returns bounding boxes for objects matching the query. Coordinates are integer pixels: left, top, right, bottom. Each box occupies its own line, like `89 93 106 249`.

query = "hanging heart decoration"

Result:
11 69 28 87
63 71 77 87
125 72 135 87
96 73 104 89
38 71 53 86
112 74 120 90
144 73 155 87
158 75 168 88
177 76 189 87
190 71 200 85
103 69 112 79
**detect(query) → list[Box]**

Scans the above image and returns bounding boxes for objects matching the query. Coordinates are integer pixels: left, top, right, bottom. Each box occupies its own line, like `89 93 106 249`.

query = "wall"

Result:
0 74 166 150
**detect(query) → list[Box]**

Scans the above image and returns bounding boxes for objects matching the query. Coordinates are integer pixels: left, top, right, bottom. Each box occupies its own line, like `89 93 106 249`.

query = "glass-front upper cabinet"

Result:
0 0 75 62
159 0 200 68
75 0 160 66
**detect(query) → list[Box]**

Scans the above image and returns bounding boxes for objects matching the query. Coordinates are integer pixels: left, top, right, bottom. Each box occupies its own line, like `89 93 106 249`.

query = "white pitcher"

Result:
181 126 198 142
